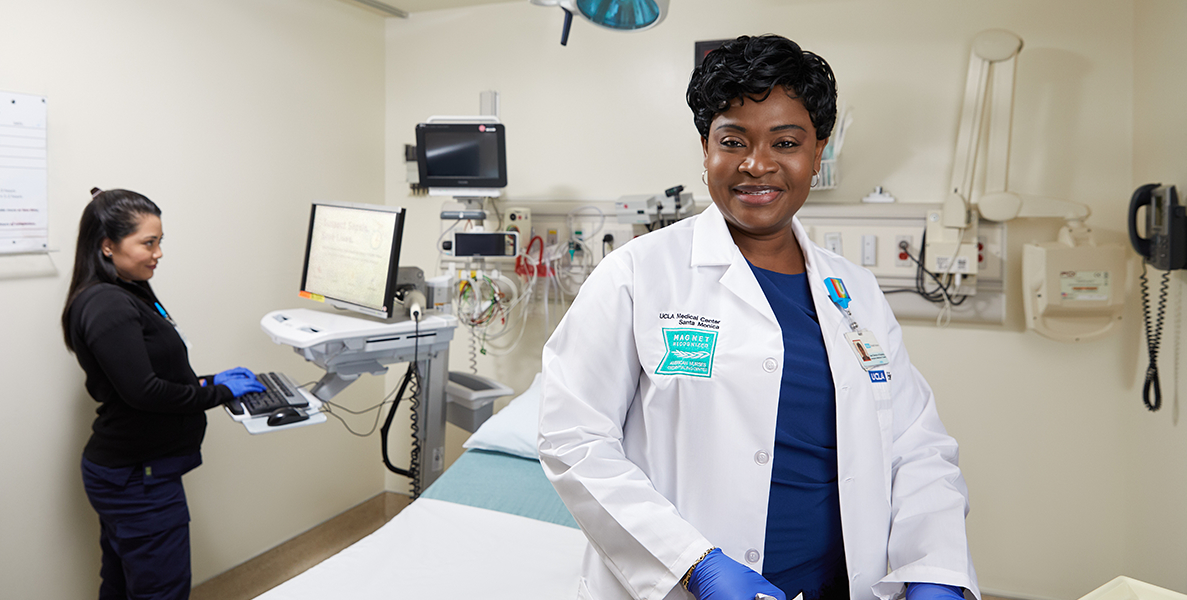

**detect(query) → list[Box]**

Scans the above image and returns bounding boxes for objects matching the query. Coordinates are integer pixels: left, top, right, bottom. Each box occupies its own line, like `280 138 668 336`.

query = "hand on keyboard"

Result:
224 372 309 416
214 366 257 387
223 376 266 398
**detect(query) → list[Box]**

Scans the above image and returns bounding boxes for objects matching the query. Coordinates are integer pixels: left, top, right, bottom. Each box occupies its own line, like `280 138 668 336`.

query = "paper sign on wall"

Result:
0 91 48 254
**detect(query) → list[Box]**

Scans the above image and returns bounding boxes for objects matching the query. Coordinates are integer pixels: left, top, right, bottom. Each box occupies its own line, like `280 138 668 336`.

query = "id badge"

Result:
843 329 888 370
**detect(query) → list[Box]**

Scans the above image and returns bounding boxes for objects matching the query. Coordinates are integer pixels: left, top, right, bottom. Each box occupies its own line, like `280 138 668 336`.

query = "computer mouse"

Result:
267 406 309 427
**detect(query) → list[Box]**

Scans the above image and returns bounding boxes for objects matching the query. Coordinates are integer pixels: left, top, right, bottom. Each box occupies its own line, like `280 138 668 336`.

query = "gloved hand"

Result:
214 366 256 387
687 549 787 600
906 583 965 600
219 374 266 398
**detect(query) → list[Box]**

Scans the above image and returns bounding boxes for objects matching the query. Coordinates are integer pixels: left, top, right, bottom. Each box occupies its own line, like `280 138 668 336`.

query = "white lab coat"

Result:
538 203 980 600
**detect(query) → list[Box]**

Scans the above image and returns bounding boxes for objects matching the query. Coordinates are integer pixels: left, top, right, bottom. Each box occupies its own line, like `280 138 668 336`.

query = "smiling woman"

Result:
102 212 163 282
700 88 826 271
688 36 837 274
539 34 980 600
60 188 267 600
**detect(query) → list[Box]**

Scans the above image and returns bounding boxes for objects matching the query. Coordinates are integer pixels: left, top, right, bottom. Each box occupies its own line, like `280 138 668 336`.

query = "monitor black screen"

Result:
299 201 406 319
415 122 507 191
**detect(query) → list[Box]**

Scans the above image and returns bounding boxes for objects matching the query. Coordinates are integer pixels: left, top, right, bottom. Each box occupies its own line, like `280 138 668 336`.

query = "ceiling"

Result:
402 0 517 10
348 0 520 17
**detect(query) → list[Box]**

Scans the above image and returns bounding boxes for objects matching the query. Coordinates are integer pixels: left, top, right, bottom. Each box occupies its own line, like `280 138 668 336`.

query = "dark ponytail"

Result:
61 188 161 352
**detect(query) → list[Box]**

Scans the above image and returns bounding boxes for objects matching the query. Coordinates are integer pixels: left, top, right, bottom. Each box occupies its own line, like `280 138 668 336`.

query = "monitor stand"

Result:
260 307 459 493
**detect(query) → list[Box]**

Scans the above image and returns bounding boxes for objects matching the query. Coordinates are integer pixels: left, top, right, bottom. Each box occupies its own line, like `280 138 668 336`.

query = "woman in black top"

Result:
62 188 266 600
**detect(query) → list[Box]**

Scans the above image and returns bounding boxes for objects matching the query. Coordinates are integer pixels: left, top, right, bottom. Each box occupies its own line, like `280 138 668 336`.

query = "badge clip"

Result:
824 278 860 332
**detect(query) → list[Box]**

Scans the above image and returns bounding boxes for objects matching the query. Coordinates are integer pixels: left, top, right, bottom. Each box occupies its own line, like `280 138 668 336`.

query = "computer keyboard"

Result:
224 372 309 417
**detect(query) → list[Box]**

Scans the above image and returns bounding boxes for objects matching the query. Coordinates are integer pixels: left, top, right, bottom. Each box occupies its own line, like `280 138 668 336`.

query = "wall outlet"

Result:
824 232 843 254
895 235 914 268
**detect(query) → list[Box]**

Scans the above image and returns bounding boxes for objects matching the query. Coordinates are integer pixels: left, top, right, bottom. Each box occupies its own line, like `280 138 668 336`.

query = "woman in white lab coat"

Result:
538 35 979 600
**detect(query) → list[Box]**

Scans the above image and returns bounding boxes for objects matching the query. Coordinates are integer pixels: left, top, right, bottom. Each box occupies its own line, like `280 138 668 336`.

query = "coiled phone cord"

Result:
1139 263 1170 411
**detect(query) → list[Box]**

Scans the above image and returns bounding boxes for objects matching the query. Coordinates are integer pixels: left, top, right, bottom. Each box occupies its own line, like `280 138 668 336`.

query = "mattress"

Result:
253 450 586 599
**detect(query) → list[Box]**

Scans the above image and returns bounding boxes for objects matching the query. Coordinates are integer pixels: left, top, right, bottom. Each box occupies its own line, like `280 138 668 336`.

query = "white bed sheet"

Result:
254 498 587 599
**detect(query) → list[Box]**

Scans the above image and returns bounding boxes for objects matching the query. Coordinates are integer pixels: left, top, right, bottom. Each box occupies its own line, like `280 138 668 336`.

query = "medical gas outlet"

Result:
502 207 531 247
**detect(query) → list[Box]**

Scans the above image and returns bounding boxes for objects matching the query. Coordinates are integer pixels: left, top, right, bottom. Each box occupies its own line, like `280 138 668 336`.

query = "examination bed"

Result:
254 375 587 599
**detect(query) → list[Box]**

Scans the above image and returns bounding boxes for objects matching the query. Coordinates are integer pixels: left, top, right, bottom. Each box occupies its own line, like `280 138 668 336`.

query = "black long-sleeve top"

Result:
69 280 232 467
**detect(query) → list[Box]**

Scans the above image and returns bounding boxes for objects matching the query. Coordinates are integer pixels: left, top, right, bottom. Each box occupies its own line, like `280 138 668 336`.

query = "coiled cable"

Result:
379 318 424 497
1139 263 1170 411
406 367 422 498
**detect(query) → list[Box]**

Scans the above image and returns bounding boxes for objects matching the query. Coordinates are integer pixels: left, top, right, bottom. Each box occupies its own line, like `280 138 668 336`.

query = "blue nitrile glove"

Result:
214 366 256 387
220 374 266 398
687 549 787 600
906 583 965 600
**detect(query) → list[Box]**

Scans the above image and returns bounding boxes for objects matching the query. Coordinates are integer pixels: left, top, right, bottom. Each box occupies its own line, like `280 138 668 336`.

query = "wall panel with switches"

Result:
797 203 1006 324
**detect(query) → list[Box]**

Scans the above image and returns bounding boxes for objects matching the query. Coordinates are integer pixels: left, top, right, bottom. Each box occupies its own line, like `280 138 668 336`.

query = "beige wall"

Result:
1126 0 1187 590
1 0 1182 599
0 0 386 597
386 1 1184 599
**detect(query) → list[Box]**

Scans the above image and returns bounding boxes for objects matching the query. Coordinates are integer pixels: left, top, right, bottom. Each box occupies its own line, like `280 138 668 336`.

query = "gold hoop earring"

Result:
701 169 708 186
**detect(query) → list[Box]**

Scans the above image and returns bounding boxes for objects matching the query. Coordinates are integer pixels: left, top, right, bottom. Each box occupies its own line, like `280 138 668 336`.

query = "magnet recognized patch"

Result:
656 328 718 378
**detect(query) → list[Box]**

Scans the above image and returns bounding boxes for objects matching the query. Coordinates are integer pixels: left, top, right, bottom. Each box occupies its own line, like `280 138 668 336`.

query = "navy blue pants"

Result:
81 454 201 600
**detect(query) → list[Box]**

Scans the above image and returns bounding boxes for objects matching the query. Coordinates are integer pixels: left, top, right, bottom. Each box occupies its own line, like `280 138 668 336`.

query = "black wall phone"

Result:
1128 183 1187 411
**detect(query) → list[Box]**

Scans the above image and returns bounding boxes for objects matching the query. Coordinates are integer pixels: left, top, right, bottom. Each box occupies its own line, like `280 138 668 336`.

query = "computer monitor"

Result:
299 201 406 320
415 122 507 196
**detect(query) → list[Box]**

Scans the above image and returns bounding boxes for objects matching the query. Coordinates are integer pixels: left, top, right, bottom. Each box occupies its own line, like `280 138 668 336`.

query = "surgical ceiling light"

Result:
530 0 669 45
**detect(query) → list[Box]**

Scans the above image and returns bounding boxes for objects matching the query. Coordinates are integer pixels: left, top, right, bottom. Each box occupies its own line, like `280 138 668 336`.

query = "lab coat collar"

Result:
797 219 848 341
690 203 775 324
689 202 735 267
689 202 818 273
690 202 846 338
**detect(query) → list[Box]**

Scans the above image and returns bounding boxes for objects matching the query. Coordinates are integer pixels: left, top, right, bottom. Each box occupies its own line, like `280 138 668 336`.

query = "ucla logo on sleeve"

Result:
868 370 887 383
656 328 718 378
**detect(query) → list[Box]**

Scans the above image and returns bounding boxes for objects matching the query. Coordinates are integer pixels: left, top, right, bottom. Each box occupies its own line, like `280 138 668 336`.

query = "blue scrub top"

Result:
749 264 849 600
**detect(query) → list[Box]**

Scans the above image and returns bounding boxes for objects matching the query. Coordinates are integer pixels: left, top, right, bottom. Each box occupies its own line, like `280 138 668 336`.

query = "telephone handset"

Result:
1129 183 1187 270
1127 183 1186 411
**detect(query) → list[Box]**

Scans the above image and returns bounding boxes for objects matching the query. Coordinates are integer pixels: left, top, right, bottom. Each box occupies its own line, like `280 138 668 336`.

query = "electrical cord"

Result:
379 318 423 497
321 390 401 437
436 220 461 257
455 269 534 359
379 364 415 474
897 233 970 308
566 205 605 243
407 319 422 497
1139 263 1170 411
407 366 422 498
468 331 479 374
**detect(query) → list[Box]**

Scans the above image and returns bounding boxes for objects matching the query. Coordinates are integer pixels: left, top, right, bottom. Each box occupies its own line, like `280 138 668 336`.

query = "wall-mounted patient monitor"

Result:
415 121 507 198
299 201 406 319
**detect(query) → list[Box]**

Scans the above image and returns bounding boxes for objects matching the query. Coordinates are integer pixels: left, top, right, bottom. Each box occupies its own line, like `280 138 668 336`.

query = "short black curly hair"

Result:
687 35 837 141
